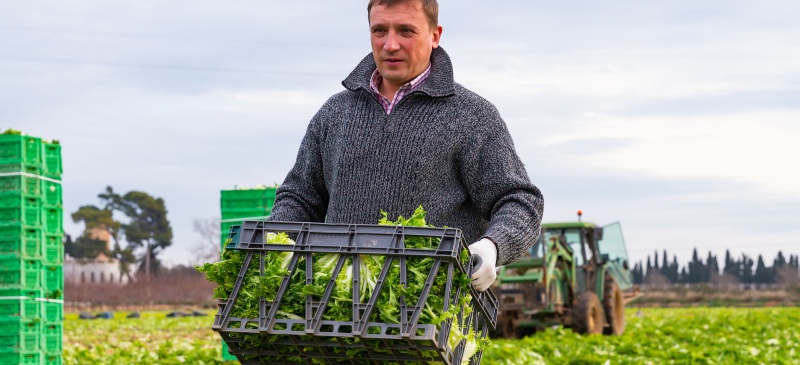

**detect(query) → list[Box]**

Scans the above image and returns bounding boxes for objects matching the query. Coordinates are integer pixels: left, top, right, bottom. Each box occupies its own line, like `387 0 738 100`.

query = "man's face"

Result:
369 1 442 89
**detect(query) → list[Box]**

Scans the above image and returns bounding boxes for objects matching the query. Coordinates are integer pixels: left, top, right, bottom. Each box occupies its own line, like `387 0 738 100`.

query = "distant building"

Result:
63 227 136 285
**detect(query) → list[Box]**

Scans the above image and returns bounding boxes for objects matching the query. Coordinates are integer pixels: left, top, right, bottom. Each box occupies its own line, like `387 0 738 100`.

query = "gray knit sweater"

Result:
268 47 544 266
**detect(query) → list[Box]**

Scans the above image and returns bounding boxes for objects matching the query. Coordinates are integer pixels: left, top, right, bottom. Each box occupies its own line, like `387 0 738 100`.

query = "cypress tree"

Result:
670 255 680 283
723 250 736 278
741 254 754 284
653 251 659 272
774 251 787 269
706 252 719 282
754 255 768 284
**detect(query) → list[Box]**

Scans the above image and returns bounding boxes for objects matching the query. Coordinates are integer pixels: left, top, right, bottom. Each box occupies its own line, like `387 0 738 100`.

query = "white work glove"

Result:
467 238 498 292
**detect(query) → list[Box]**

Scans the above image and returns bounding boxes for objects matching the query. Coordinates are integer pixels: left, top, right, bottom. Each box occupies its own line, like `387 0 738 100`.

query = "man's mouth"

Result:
384 58 403 64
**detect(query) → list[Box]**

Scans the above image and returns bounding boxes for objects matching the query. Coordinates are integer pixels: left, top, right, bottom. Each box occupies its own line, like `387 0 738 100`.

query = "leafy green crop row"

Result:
481 307 800 365
63 311 226 365
63 307 800 364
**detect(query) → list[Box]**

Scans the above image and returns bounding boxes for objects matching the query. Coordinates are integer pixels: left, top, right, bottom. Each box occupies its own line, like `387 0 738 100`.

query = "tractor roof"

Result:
542 221 597 230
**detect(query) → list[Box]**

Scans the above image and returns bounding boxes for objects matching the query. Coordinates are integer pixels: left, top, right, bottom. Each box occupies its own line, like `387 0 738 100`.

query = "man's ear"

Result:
432 25 443 48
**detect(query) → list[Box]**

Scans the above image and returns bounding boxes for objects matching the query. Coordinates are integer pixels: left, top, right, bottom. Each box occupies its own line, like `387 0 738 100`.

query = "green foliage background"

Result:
64 307 800 364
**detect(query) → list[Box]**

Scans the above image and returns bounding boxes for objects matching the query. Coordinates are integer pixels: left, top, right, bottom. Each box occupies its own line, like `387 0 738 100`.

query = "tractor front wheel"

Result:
572 292 605 335
604 280 626 335
500 310 519 339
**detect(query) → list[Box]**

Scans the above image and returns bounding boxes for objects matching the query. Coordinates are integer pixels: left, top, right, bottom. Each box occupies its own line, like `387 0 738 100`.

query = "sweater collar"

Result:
342 46 456 98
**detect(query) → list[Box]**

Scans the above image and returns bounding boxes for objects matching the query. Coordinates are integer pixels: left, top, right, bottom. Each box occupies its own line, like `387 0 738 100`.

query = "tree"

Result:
723 250 737 278
653 251 660 272
70 205 118 259
773 251 787 269
668 255 680 283
192 218 221 265
69 186 172 282
72 234 110 259
117 190 173 281
740 254 754 284
71 190 137 280
706 252 719 283
754 255 768 284
64 234 75 257
687 248 703 283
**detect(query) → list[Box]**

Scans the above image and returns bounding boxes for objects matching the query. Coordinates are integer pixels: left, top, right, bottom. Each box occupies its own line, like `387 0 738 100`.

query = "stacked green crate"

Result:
40 139 63 365
0 132 63 365
218 186 277 361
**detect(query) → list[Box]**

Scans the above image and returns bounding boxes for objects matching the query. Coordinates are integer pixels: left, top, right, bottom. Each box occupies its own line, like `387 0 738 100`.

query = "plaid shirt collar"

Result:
369 64 432 114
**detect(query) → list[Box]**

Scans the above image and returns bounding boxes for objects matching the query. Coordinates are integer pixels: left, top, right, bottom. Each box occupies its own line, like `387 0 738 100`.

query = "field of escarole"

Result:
63 307 800 364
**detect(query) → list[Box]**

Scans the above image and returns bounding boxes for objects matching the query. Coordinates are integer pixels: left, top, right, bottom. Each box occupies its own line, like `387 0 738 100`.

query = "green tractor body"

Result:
494 221 638 337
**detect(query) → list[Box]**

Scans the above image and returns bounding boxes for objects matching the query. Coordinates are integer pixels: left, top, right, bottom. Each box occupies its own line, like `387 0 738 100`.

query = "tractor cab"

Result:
539 221 633 294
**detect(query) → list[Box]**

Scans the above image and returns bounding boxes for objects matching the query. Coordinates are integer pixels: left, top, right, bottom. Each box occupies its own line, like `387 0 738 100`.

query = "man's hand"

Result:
468 238 498 292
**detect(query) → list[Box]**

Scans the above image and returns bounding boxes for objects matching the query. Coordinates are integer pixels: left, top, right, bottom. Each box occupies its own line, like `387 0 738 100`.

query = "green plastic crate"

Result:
0 164 41 176
0 225 43 260
220 208 271 220
41 322 62 353
0 134 42 167
43 265 63 294
0 175 41 196
0 298 39 319
0 288 42 319
0 196 42 227
42 143 62 178
0 317 41 333
222 341 238 361
42 180 62 206
44 352 62 365
44 243 63 265
0 331 40 353
42 206 62 234
0 350 41 365
220 187 276 210
219 221 239 247
0 318 40 352
41 300 63 322
219 186 276 361
43 234 63 265
0 257 43 290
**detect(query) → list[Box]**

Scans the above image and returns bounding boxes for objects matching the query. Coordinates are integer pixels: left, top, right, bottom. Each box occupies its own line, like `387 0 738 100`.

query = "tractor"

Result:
492 211 640 338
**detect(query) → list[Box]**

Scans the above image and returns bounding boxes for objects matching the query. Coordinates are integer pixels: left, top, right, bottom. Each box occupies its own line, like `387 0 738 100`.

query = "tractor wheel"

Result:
489 316 506 339
500 311 520 339
572 292 605 335
515 325 538 338
603 280 626 335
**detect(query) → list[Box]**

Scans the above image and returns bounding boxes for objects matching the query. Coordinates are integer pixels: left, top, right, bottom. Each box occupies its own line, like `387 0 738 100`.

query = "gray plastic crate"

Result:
213 221 498 365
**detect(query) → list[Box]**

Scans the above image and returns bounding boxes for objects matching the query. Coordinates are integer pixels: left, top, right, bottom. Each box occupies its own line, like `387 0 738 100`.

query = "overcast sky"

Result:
4 1 798 268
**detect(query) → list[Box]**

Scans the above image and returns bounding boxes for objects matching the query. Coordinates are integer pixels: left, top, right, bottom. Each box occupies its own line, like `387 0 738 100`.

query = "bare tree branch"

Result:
192 218 221 265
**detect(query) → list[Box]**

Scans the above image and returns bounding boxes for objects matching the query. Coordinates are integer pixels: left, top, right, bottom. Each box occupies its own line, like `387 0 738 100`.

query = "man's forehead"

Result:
369 1 424 19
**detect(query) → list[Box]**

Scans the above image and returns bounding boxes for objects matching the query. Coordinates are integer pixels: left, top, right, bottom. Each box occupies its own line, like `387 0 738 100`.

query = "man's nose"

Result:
384 31 400 51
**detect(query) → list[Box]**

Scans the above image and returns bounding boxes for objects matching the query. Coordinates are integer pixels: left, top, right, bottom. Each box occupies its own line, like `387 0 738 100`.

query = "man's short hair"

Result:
367 0 439 30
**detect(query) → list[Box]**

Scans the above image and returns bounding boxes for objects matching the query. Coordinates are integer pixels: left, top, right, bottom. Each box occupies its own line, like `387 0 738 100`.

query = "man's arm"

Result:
267 106 330 223
461 103 545 266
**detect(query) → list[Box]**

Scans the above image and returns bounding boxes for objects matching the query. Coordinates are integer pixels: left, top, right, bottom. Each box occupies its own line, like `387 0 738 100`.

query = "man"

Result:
267 0 544 291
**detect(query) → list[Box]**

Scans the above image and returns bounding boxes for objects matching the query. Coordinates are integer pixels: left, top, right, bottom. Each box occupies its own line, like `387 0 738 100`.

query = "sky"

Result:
3 1 799 269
